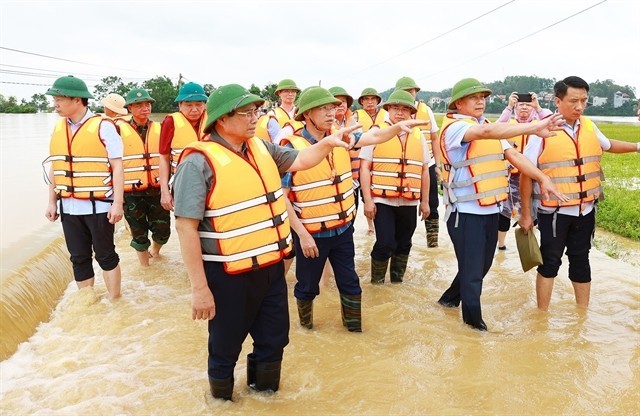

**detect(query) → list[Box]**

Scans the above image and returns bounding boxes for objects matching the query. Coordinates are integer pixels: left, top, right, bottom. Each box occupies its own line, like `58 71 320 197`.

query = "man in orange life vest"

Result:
359 89 431 285
158 82 208 211
437 78 567 331
353 87 387 130
281 87 430 332
395 76 442 248
44 75 124 300
172 84 359 401
117 88 169 266
495 91 552 251
519 76 640 311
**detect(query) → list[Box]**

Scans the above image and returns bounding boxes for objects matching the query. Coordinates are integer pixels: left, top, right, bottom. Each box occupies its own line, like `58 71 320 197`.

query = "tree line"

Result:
1 75 637 116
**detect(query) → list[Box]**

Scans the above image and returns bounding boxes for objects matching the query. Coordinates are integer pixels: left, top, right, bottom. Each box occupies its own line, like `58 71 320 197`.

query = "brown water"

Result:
1 114 639 415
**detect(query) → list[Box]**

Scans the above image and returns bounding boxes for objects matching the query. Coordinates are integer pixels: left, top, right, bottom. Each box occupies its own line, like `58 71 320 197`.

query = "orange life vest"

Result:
270 106 295 127
354 108 387 132
46 116 115 200
370 122 424 200
179 138 292 274
414 101 434 159
255 114 276 142
282 135 356 233
117 120 161 191
504 118 532 174
440 117 509 207
536 116 603 207
168 112 207 174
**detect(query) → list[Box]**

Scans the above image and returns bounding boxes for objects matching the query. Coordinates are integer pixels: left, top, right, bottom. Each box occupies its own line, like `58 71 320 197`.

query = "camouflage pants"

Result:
123 192 171 251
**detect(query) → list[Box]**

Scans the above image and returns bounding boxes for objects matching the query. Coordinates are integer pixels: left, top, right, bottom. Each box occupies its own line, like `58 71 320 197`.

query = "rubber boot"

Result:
253 361 282 392
296 299 313 329
389 253 409 283
370 258 389 284
340 293 362 332
209 376 234 401
425 218 439 248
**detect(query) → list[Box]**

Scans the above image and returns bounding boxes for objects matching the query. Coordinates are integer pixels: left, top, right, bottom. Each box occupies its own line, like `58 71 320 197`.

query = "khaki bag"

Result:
515 227 543 272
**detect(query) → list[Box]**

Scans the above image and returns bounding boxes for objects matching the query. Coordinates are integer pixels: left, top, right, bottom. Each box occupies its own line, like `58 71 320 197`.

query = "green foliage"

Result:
203 84 216 95
29 93 51 112
142 76 178 113
0 94 37 113
93 76 139 101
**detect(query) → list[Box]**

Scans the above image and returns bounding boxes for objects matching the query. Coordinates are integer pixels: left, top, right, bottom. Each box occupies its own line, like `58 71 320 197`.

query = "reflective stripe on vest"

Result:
180 138 292 274
46 116 114 200
535 116 603 207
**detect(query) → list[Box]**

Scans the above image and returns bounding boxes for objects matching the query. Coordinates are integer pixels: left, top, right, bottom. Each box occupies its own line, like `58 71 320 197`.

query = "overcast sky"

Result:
1 0 638 101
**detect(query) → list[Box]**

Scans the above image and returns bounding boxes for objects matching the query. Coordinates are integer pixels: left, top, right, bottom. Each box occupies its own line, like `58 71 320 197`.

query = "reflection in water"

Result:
1 214 638 415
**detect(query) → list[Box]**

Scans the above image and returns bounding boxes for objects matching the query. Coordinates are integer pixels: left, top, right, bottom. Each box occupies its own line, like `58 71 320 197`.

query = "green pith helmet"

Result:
294 87 341 121
175 82 208 102
357 87 382 105
125 88 156 106
448 78 492 110
395 76 421 92
328 86 354 108
275 79 301 94
45 75 94 99
203 84 265 132
382 90 417 114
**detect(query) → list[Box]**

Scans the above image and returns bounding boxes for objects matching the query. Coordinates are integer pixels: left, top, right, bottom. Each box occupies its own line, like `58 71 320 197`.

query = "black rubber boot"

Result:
247 354 256 388
370 258 389 284
209 376 234 401
296 299 313 329
253 361 282 393
389 253 409 283
340 293 362 332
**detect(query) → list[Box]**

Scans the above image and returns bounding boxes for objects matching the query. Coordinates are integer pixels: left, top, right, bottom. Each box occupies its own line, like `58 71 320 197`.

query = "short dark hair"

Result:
554 76 589 99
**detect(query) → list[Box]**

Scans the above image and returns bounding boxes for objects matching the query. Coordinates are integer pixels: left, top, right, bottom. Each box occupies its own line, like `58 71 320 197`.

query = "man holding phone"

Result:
495 91 552 250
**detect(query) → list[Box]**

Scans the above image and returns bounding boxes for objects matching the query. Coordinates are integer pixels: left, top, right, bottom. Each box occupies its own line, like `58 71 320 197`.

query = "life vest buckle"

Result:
397 172 406 179
576 174 587 182
272 214 284 226
398 158 407 165
395 186 404 192
337 211 348 220
63 170 73 178
575 157 585 166
443 164 451 172
332 175 341 185
334 193 345 202
276 238 289 250
144 165 153 171
578 190 588 199
142 153 151 158
265 191 277 203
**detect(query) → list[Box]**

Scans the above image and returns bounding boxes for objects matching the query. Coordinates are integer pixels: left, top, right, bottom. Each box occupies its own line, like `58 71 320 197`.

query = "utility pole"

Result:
177 73 183 91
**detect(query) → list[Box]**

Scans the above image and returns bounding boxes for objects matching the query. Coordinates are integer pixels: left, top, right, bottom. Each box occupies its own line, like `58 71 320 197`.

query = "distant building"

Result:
428 96 443 106
592 97 608 107
613 91 630 108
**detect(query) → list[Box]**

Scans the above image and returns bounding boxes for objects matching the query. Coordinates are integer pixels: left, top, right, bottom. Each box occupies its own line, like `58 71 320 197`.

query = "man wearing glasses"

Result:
281 87 430 334
359 89 431 286
172 84 359 401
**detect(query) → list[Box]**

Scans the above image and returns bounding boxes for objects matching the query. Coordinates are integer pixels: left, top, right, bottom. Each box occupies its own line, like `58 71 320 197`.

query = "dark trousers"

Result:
371 203 417 261
293 224 361 300
61 213 119 281
427 164 439 220
537 210 594 283
440 212 498 326
205 261 289 380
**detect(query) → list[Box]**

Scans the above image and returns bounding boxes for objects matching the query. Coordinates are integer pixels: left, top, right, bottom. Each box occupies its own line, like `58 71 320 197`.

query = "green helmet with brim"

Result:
357 88 382 106
382 90 417 114
46 75 94 99
275 79 301 94
294 87 341 121
175 82 208 102
328 86 354 108
203 84 265 132
395 76 421 92
125 88 156 106
448 78 492 110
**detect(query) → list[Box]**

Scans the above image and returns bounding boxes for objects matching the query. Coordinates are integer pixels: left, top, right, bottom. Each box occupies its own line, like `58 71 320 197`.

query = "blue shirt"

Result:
282 128 354 238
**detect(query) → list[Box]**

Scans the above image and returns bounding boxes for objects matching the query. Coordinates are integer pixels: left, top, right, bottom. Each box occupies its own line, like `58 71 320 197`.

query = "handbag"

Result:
515 227 543 272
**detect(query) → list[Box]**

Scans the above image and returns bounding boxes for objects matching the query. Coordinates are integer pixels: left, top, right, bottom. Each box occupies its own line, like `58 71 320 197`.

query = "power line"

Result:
0 46 153 75
1 81 96 87
0 64 152 80
331 0 516 82
418 0 609 82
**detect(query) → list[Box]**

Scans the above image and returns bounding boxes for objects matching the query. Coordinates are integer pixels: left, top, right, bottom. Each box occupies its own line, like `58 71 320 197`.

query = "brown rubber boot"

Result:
370 258 389 284
296 299 313 329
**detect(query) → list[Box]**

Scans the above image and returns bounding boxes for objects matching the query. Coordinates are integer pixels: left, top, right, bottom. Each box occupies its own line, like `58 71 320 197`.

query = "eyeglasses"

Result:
388 105 411 114
234 108 262 119
318 105 338 113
